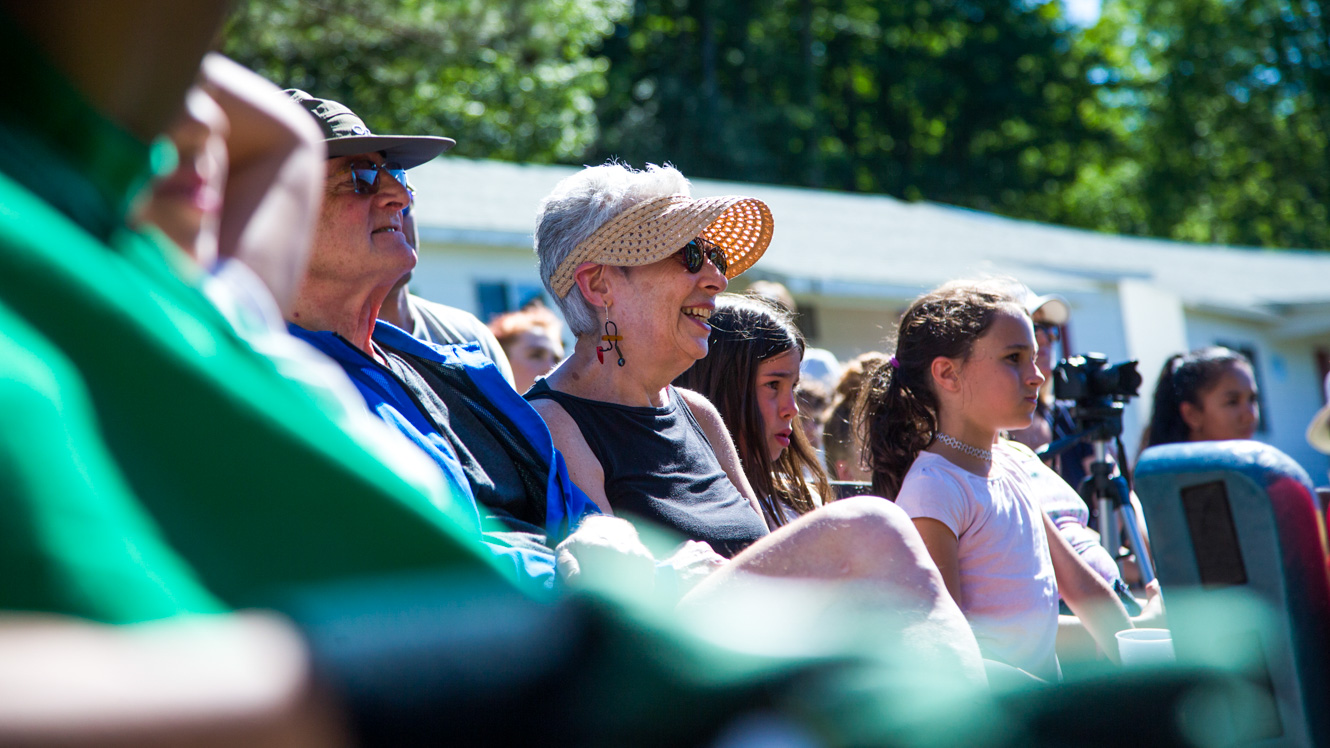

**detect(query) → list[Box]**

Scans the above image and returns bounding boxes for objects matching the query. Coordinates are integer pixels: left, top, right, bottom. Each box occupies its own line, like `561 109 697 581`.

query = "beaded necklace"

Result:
935 433 993 462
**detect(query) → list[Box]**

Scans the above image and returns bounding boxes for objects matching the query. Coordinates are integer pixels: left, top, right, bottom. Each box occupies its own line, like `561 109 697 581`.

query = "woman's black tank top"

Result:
526 380 769 558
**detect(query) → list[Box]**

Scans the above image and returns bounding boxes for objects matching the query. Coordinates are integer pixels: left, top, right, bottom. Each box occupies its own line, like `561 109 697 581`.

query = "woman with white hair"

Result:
522 165 985 684
527 163 774 556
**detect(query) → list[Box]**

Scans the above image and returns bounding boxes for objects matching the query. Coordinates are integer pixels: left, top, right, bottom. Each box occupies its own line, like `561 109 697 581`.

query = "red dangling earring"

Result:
596 304 625 366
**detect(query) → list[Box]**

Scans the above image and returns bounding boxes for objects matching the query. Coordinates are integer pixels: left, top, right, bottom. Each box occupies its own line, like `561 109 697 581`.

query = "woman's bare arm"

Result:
528 398 614 514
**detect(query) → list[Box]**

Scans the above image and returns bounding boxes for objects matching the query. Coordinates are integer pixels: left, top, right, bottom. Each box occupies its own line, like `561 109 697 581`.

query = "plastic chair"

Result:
1135 440 1330 748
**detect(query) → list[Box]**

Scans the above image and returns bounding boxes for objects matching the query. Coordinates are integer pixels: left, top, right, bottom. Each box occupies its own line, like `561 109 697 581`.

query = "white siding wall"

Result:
410 242 544 320
797 296 906 362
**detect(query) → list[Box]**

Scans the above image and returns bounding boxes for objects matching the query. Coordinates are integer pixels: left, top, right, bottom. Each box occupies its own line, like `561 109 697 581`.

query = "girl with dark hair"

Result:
858 279 1134 679
674 294 830 528
1142 347 1258 450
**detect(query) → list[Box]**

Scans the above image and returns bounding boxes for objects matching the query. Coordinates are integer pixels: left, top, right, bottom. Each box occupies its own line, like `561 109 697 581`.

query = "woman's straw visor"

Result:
550 194 773 298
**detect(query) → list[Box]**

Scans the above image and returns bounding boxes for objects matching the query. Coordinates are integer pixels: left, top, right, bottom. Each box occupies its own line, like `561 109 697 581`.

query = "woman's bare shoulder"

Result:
528 394 613 512
529 397 585 450
673 386 723 423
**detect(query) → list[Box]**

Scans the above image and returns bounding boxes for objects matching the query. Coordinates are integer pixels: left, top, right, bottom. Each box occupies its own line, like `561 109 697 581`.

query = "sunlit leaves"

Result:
224 0 629 162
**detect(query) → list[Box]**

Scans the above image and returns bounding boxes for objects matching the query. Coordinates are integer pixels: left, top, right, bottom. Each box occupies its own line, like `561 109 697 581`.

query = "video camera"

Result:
1052 353 1142 405
1049 361 1156 585
1050 353 1142 442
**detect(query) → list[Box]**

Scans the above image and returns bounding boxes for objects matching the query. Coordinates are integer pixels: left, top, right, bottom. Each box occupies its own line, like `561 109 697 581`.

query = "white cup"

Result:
1116 628 1175 665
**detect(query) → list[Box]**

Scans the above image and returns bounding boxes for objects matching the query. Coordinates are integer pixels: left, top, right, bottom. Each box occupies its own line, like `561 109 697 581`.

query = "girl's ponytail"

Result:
858 280 1015 498
1144 354 1188 449
858 355 938 498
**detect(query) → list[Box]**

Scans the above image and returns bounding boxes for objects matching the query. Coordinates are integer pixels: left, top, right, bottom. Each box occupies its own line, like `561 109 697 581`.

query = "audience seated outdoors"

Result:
281 97 984 673
0 12 995 742
0 3 1292 743
486 300 566 393
673 293 830 525
522 162 983 651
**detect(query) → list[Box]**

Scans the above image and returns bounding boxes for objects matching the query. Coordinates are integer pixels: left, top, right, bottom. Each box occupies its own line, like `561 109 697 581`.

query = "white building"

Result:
408 157 1330 480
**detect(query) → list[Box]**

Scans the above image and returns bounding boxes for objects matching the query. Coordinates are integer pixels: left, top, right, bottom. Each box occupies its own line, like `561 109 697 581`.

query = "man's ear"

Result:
930 356 963 394
573 262 613 308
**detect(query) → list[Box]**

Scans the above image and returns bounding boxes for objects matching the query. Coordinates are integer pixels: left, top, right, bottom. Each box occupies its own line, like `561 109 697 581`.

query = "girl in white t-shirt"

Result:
858 280 1133 679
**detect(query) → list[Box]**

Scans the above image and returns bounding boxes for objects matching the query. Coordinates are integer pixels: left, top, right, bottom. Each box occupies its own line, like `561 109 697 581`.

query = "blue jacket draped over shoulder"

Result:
290 321 598 594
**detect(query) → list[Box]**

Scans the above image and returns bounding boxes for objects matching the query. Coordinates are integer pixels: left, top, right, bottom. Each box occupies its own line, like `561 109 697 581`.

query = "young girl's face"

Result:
1182 362 1259 441
955 308 1045 434
756 348 802 461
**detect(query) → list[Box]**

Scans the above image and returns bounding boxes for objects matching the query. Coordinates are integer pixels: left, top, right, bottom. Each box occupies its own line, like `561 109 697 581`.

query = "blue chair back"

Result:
1136 440 1330 747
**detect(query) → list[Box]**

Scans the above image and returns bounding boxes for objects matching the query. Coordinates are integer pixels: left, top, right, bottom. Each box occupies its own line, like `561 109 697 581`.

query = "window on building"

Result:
475 280 549 323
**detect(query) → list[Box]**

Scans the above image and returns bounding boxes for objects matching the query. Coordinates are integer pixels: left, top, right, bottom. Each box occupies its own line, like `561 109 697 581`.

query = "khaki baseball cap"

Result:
286 89 454 169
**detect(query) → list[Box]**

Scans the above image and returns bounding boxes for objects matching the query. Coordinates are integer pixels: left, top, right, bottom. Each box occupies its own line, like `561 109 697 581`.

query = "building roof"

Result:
411 157 1330 319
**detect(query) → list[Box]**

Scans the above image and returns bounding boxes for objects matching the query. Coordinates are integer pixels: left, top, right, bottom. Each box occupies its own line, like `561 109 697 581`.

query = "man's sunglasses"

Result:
336 160 408 196
1033 322 1061 343
678 237 728 275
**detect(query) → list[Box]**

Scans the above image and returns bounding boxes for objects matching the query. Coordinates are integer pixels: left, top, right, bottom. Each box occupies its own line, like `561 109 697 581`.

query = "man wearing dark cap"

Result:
287 89 515 384
283 91 601 593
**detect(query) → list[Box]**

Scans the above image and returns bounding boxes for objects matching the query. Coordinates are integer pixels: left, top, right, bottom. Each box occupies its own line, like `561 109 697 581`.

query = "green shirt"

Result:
0 20 508 617
0 301 224 622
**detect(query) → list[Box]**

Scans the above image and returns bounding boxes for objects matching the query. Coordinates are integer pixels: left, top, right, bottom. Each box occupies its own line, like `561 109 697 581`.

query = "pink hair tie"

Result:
888 355 900 370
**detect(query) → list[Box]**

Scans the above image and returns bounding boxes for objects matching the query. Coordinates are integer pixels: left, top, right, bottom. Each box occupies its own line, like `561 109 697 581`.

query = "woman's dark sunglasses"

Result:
1033 322 1061 343
678 237 728 275
339 160 408 196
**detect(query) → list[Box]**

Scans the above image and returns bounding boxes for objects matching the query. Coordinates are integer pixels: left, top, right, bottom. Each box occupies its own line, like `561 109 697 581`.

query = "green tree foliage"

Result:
1068 0 1330 249
223 0 1330 250
223 0 630 162
591 0 1109 219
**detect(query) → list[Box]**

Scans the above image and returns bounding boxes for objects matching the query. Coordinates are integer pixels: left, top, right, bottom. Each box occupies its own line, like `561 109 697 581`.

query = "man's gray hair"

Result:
535 162 690 336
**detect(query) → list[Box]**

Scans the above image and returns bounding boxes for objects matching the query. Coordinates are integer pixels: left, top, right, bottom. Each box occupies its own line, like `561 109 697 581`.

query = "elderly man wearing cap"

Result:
283 90 592 593
285 90 513 383
285 134 981 674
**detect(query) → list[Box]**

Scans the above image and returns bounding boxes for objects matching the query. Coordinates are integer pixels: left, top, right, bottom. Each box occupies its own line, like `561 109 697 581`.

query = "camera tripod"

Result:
1040 408 1156 586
